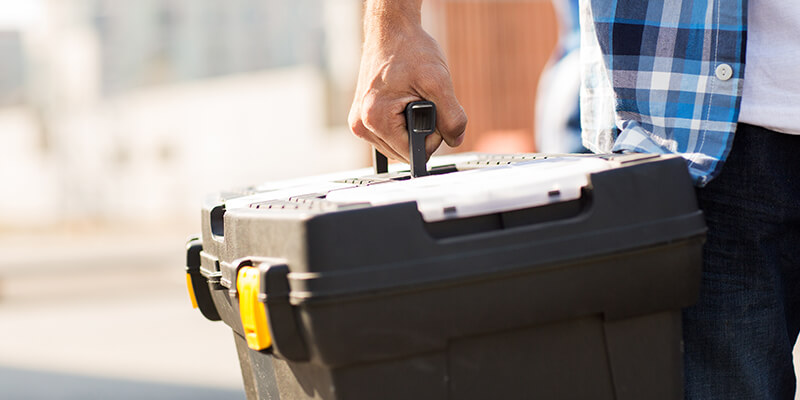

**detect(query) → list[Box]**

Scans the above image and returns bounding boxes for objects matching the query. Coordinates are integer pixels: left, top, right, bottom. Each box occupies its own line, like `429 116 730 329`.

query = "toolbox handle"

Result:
209 205 226 239
373 100 436 177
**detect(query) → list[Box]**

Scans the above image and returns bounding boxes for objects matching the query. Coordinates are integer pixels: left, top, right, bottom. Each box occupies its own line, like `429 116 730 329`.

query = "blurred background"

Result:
0 1 560 398
0 1 796 399
0 0 561 232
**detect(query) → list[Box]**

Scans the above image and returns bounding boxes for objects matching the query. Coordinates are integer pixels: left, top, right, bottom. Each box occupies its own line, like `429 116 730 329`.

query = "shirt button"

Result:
715 64 733 81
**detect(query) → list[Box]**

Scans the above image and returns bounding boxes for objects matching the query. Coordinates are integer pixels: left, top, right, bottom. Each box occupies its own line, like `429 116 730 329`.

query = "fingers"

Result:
361 90 415 162
416 67 468 148
349 112 407 163
433 95 467 148
348 45 467 163
372 134 406 163
425 132 444 160
350 91 461 163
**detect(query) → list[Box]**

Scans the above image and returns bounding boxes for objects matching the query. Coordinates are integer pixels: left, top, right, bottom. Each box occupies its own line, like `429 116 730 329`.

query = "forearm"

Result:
363 0 423 40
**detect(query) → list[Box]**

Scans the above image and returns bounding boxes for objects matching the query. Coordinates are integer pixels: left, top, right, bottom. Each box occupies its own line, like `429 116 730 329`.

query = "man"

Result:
349 1 800 399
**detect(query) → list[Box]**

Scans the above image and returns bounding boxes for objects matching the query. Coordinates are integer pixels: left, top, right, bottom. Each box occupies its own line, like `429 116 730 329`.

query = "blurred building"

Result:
89 0 326 95
0 31 25 106
0 0 364 229
0 0 560 230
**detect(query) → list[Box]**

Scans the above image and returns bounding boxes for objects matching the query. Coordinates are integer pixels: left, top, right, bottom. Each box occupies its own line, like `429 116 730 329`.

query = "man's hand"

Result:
349 0 467 163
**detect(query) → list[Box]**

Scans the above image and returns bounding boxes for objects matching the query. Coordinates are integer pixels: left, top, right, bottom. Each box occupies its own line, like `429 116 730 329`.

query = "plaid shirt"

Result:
580 0 747 186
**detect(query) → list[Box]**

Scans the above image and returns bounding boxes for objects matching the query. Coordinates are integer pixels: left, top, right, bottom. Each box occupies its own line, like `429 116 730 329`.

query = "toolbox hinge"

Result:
259 263 310 362
227 258 310 361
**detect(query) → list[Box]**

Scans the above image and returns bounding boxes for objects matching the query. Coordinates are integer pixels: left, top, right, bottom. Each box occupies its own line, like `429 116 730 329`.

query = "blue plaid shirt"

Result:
580 0 747 186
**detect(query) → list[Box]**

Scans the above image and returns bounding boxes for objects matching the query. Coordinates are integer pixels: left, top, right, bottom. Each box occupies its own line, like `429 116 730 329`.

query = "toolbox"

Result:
185 151 705 400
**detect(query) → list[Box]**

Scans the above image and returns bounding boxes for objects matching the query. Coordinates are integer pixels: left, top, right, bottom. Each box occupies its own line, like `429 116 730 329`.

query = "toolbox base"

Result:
236 310 683 400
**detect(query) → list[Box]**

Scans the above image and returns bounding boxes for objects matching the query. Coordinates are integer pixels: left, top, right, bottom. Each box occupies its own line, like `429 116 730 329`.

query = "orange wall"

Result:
437 0 559 153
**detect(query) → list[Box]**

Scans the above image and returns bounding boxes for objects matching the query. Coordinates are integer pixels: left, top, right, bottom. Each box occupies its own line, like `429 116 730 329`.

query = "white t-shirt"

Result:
738 1 800 135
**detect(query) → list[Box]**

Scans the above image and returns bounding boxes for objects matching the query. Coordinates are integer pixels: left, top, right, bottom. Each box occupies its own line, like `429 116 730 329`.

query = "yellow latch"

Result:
186 273 199 309
237 267 272 350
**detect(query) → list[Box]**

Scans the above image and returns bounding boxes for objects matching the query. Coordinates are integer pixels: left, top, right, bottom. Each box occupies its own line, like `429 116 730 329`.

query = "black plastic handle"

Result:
406 101 436 177
372 100 437 177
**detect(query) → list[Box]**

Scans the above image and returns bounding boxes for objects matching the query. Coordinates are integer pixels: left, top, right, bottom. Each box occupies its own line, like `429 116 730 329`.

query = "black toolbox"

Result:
185 153 705 400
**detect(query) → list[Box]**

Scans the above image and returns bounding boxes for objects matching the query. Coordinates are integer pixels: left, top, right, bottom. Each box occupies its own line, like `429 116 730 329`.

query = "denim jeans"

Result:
683 123 800 399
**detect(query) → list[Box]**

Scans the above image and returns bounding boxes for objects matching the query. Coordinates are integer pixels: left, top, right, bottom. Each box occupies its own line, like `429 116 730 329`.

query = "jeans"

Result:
683 123 800 399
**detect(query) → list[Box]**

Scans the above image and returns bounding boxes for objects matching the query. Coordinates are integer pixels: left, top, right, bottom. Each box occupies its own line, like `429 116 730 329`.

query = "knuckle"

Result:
360 91 386 130
349 118 368 139
351 125 367 139
362 106 384 131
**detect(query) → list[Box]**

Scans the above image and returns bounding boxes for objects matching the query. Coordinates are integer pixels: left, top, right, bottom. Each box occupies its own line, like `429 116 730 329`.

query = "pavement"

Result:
0 227 245 399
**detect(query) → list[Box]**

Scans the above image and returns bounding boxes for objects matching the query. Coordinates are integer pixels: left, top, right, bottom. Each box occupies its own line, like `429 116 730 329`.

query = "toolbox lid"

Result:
220 154 485 212
325 157 612 222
